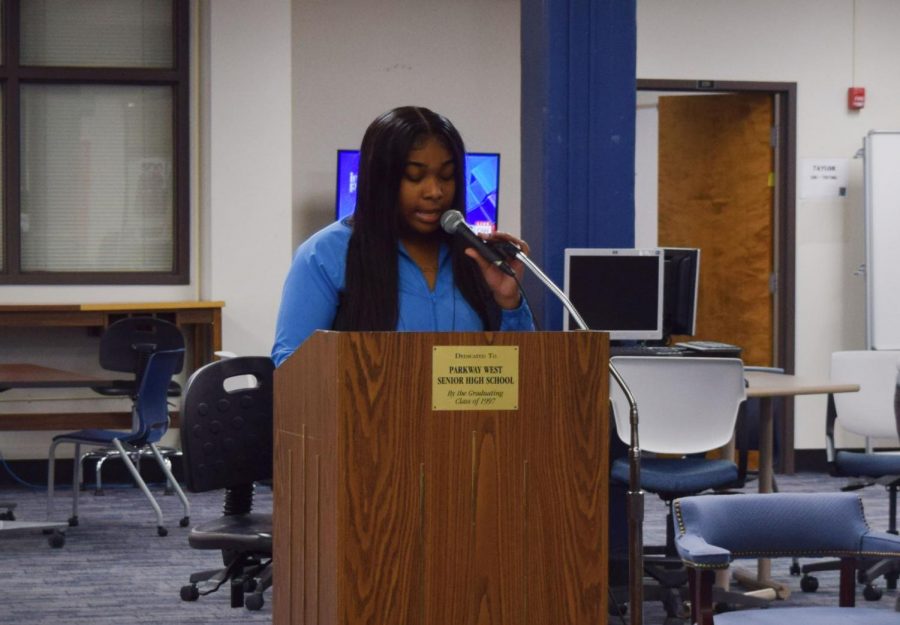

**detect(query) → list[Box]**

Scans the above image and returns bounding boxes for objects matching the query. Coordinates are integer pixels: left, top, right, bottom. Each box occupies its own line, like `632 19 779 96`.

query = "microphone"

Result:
440 210 516 277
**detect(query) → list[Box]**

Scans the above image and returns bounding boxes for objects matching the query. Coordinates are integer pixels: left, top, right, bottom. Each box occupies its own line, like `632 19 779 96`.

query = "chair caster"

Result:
863 583 882 601
67 516 79 527
157 526 168 537
0 510 15 521
180 584 200 601
179 516 190 527
800 575 819 592
789 560 801 576
245 593 264 611
47 531 66 548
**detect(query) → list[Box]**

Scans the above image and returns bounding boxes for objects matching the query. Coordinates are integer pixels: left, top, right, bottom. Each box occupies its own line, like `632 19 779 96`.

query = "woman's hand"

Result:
463 231 529 310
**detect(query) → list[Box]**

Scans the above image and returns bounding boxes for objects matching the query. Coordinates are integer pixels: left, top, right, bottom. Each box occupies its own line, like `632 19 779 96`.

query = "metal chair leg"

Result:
46 441 59 521
111 438 167 536
148 442 190 527
70 442 82 525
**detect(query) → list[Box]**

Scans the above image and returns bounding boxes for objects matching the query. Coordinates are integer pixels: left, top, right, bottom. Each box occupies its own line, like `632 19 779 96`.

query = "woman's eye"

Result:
404 170 424 183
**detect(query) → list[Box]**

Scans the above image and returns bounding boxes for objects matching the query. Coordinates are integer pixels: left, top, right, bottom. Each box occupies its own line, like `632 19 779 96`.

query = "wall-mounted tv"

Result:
335 150 500 235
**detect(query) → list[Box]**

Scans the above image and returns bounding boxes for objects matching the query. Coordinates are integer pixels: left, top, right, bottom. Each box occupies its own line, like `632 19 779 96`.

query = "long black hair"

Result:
333 106 500 331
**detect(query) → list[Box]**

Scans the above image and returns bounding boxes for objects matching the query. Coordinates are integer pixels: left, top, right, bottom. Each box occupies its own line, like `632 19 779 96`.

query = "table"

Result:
0 301 224 372
733 371 860 597
0 364 123 546
0 301 222 429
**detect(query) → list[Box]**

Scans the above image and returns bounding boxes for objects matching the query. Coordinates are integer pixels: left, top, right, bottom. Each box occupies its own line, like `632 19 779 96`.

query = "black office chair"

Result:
179 356 274 610
83 316 185 494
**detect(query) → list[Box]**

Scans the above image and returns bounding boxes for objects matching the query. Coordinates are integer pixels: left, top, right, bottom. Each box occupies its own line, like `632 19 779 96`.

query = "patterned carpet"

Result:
0 482 272 625
1 472 898 624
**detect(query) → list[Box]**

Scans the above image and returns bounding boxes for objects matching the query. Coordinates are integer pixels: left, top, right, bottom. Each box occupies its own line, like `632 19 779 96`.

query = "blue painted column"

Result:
521 0 636 329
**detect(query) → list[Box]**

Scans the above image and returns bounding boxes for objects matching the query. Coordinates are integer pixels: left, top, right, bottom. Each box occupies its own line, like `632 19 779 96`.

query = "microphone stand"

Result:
512 250 644 625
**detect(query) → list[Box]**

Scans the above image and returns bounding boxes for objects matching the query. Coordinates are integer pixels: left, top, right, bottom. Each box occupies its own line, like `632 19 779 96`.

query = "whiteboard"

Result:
864 131 900 349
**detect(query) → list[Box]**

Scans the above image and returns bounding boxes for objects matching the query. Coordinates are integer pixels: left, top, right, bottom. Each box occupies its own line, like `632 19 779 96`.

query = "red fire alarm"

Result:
848 87 866 110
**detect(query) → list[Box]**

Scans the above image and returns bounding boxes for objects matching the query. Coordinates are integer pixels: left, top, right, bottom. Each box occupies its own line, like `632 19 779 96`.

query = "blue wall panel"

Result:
521 0 636 329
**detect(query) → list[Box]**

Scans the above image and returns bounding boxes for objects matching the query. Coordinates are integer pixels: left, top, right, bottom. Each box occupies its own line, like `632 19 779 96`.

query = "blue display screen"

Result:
336 150 500 234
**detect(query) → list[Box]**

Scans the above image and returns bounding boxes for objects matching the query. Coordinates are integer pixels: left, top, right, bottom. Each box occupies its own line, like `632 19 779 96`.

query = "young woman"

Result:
272 106 533 366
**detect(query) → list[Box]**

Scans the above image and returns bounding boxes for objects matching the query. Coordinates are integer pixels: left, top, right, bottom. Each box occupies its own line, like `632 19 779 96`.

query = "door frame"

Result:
638 78 798 471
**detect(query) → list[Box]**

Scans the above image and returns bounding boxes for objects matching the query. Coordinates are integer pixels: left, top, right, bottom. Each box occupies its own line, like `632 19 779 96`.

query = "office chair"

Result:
178 356 274 610
47 349 190 536
799 350 900 604
674 492 900 625
608 356 757 620
82 316 185 495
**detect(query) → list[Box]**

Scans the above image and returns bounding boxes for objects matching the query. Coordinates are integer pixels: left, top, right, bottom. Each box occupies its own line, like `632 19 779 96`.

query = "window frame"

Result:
0 0 190 285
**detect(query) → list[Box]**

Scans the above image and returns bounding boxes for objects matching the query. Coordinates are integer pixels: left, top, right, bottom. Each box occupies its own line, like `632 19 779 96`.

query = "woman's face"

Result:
397 135 456 238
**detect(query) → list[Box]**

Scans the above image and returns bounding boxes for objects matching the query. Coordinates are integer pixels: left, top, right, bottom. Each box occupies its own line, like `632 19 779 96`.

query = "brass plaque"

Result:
432 345 519 411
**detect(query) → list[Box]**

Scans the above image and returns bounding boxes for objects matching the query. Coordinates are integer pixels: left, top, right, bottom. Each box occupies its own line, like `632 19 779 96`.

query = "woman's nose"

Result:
423 177 444 198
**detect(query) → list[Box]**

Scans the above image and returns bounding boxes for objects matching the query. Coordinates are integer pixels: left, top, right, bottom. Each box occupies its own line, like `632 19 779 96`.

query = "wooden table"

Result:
0 364 116 390
0 301 221 429
0 301 224 372
733 371 860 597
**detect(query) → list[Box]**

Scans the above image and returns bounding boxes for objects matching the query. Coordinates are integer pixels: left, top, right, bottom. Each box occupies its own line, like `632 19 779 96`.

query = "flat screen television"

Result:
335 150 500 235
563 248 665 340
662 247 701 338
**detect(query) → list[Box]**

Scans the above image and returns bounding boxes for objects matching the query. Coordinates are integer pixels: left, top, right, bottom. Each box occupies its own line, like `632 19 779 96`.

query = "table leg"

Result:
732 396 791 599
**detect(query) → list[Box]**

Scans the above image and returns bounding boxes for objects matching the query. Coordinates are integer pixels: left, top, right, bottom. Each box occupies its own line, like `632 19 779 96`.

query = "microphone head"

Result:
440 209 465 234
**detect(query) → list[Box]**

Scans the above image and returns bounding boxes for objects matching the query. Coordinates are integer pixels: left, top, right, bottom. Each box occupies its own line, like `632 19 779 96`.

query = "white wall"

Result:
202 0 292 357
0 1 293 459
637 0 900 449
290 0 522 249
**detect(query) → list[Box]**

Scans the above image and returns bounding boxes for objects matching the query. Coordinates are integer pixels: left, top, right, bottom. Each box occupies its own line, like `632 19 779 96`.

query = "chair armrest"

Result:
674 533 731 569
861 530 900 555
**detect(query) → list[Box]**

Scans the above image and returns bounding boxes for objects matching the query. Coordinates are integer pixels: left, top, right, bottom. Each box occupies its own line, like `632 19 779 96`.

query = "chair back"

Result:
610 356 746 455
674 492 870 559
133 349 185 443
831 350 900 439
180 356 275 493
99 317 185 378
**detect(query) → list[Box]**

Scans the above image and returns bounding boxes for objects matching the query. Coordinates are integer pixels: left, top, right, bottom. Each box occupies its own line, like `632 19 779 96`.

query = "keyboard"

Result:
675 341 742 354
610 345 690 357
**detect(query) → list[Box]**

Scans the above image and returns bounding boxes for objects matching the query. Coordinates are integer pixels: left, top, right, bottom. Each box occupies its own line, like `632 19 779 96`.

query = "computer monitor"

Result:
563 248 665 340
662 247 701 338
335 150 500 235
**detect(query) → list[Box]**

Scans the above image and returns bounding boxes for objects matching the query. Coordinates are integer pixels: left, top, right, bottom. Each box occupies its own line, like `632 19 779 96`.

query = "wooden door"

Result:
658 93 774 366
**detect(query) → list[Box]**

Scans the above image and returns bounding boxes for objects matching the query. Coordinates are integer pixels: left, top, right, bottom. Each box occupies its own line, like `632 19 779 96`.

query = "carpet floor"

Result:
1 471 898 624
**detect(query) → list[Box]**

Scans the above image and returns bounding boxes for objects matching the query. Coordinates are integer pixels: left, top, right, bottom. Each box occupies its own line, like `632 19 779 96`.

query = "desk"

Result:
0 301 224 372
0 301 221 428
0 363 122 546
734 371 860 596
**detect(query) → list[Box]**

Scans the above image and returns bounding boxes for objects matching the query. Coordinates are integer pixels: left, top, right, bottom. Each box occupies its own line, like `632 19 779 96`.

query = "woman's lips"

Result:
416 209 442 224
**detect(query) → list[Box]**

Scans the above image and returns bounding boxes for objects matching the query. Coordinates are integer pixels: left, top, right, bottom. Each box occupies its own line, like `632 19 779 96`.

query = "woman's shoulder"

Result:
294 218 352 262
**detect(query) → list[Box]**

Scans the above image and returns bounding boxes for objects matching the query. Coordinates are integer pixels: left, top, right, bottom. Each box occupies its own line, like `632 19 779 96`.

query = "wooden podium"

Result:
273 331 609 625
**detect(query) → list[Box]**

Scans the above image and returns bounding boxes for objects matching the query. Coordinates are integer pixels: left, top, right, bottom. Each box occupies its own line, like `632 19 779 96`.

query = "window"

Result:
1 0 189 284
